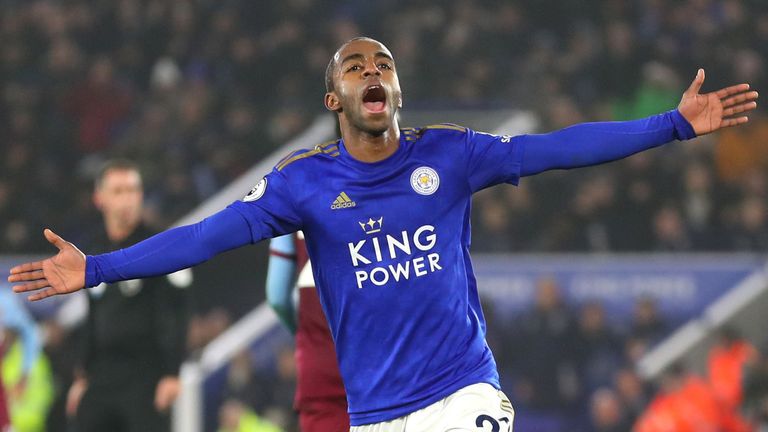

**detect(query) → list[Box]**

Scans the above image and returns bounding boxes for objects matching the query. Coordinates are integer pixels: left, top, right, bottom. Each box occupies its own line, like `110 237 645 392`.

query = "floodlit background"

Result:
1 0 767 431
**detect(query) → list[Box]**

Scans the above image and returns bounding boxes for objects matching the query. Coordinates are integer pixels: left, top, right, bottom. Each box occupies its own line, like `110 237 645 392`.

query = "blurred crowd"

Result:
1 0 767 253
482 278 670 431
484 278 768 432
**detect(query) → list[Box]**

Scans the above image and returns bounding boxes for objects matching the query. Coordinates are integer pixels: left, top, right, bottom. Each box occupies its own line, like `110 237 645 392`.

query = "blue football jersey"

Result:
229 125 523 425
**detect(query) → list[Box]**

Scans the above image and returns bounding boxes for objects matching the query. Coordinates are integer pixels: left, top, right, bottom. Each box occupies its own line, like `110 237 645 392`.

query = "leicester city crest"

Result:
410 166 440 195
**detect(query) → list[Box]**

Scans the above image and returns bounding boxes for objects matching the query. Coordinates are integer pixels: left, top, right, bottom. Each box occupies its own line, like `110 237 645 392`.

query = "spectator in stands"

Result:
539 175 617 251
224 350 267 414
708 327 758 431
635 364 721 432
62 57 134 154
680 160 724 249
709 327 759 407
729 195 768 251
612 153 658 251
612 367 649 426
629 297 669 346
652 204 693 251
589 388 633 432
187 308 232 356
715 105 768 185
615 62 681 121
499 185 540 250
470 189 515 252
572 301 622 394
219 346 295 430
515 277 579 410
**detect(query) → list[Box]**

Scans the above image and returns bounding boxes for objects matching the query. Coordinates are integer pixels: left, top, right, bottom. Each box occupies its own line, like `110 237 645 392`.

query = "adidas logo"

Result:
331 192 357 210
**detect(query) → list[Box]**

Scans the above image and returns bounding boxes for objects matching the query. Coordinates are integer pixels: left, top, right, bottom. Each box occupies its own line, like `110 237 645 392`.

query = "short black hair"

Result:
325 36 381 93
95 159 141 189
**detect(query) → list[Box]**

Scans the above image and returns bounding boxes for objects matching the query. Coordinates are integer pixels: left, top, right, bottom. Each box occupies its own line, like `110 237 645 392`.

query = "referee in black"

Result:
66 160 190 432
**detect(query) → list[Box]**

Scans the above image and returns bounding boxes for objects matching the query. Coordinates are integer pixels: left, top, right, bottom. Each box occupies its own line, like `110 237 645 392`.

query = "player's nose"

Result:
362 60 381 78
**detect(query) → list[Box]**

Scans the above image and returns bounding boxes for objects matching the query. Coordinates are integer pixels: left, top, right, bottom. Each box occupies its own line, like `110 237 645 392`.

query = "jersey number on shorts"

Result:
475 414 511 432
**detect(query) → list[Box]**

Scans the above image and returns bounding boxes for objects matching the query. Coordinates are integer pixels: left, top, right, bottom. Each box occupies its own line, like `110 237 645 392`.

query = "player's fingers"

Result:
715 83 751 99
722 91 759 108
28 288 58 302
723 101 758 117
44 229 68 250
12 279 48 293
12 279 50 293
685 68 705 95
721 116 750 128
8 261 44 276
7 270 45 283
8 268 47 282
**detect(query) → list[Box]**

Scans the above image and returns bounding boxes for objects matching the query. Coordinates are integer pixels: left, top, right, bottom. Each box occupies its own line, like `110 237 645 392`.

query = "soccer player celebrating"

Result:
9 37 758 431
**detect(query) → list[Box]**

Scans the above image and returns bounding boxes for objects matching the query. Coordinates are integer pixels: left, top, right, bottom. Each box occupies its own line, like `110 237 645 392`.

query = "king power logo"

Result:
348 217 443 289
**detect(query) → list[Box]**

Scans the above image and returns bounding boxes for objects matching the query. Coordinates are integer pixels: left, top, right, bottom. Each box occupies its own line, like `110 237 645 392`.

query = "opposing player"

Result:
266 232 348 432
9 37 758 430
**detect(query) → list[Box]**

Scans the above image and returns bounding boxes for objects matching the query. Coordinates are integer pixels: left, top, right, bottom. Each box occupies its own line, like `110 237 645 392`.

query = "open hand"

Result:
7 229 86 301
678 68 758 135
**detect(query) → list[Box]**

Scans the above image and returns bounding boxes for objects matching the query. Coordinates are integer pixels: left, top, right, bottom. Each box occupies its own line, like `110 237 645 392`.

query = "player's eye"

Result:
378 63 392 70
346 65 361 72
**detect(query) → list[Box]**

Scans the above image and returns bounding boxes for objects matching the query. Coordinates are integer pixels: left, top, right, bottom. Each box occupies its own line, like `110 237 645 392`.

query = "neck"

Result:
340 118 401 163
105 219 138 243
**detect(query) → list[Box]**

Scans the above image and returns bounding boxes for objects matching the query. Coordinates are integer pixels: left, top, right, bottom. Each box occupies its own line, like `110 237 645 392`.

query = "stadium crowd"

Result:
1 0 767 431
1 0 767 254
484 279 768 432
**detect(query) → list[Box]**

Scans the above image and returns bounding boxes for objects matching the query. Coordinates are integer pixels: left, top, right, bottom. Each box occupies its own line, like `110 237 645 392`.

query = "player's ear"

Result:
397 93 403 109
324 92 342 112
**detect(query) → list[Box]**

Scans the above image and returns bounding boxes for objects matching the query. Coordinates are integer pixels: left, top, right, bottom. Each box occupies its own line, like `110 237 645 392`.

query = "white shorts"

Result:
350 383 514 432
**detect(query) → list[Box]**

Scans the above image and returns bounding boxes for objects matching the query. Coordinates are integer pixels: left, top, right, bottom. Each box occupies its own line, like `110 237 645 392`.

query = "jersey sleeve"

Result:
266 235 298 333
464 127 524 193
518 109 695 177
85 167 304 288
227 167 303 243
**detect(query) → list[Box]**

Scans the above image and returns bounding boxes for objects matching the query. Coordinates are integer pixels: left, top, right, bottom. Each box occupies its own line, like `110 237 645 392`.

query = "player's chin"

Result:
361 118 391 135
357 114 391 134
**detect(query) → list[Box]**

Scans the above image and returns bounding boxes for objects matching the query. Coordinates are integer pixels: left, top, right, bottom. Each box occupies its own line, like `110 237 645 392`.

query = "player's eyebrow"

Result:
340 51 394 66
374 51 394 62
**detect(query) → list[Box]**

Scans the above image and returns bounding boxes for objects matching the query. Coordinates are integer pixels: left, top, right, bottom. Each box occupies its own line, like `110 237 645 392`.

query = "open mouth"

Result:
362 85 387 113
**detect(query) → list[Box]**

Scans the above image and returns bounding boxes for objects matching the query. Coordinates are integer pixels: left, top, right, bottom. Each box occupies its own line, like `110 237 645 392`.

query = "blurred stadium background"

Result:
1 0 768 431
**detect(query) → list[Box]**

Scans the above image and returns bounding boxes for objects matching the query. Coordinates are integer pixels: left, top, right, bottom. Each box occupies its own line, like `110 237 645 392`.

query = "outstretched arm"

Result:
8 207 252 301
266 235 298 334
520 69 758 176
